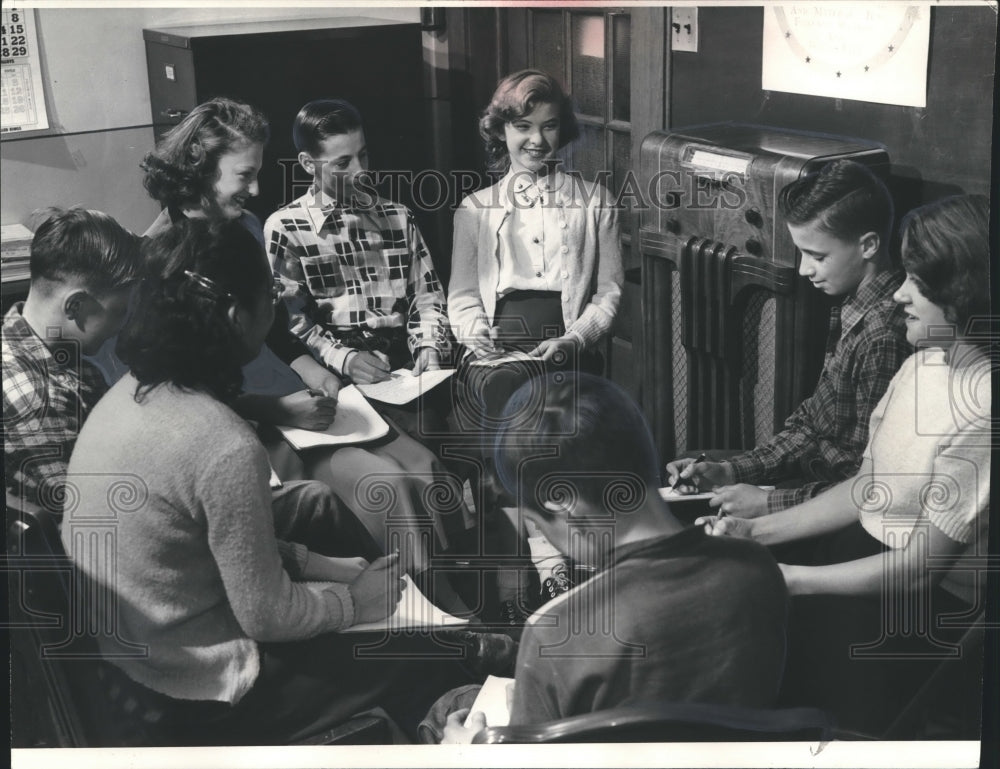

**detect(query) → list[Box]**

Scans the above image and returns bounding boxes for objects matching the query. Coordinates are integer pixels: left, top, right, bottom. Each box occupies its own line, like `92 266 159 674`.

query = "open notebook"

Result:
277 385 389 449
343 574 470 633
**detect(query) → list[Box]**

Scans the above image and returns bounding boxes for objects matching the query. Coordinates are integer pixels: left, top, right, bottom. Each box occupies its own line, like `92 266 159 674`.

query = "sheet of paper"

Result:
659 485 776 503
468 350 542 368
355 368 454 405
464 675 515 728
277 385 389 449
343 574 470 633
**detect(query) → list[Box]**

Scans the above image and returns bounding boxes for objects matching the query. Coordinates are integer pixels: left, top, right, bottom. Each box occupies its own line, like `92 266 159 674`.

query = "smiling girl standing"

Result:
449 69 623 369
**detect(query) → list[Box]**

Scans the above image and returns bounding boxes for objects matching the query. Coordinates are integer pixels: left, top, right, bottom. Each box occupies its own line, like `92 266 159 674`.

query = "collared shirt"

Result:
264 188 450 376
497 175 565 294
2 304 108 512
728 269 910 512
448 168 623 357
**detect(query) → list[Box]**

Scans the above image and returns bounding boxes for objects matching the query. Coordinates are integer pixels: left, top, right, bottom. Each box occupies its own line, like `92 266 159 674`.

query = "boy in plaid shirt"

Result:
264 99 449 381
665 160 910 518
264 99 454 451
3 208 140 513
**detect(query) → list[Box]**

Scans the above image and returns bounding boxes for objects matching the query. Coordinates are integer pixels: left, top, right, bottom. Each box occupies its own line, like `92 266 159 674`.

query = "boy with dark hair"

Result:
263 98 454 461
3 207 140 511
265 98 449 386
430 374 788 741
666 159 911 519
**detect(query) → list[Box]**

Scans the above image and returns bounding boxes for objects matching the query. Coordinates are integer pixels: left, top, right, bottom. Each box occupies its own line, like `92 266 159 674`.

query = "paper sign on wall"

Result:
2 7 49 136
762 4 930 108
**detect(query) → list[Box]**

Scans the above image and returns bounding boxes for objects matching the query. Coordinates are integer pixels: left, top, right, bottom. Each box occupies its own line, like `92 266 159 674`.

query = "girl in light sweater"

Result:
62 219 473 744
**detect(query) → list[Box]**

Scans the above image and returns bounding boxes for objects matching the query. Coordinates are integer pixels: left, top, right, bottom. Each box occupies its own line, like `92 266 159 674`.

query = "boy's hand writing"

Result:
277 390 339 430
664 457 733 493
693 514 753 539
346 350 392 383
708 484 770 518
348 552 404 625
441 708 486 744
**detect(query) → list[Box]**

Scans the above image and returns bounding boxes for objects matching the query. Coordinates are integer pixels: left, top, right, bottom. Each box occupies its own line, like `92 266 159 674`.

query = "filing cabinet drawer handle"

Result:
161 108 189 119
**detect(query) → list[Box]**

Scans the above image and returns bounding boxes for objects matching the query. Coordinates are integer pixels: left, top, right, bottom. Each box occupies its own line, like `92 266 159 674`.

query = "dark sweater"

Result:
510 526 788 723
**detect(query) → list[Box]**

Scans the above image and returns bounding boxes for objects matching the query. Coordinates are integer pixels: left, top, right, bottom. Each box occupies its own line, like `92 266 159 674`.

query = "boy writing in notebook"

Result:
665 160 910 519
263 99 453 450
3 208 140 513
426 374 788 741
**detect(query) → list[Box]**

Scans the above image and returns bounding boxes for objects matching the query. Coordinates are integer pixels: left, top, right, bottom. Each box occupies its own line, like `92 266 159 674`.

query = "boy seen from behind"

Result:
666 160 910 519
3 208 140 512
430 374 788 742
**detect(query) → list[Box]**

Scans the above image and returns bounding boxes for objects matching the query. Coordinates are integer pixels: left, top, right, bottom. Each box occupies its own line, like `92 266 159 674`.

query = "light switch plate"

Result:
672 8 698 53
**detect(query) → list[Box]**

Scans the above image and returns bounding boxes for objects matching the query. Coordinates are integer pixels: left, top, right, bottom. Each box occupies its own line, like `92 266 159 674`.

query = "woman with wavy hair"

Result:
697 194 992 736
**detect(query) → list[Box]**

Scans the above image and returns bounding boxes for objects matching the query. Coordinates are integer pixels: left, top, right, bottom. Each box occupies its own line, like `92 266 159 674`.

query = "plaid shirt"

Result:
2 304 108 513
264 188 450 376
728 269 910 512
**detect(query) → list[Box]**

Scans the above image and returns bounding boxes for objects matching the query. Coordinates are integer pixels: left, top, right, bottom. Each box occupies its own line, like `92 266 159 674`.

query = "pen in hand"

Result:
671 453 707 491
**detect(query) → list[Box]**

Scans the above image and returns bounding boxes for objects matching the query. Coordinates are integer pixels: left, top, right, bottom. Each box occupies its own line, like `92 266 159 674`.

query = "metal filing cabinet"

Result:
143 17 427 225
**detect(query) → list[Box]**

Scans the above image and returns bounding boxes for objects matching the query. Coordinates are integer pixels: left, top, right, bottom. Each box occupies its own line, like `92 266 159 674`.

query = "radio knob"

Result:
744 239 763 256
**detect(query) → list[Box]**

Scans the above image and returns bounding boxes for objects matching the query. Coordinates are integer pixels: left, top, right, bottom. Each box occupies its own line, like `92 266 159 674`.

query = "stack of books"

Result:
1 223 33 284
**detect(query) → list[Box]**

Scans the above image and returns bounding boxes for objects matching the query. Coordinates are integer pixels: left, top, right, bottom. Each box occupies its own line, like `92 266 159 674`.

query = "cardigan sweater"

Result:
61 374 355 704
448 169 623 357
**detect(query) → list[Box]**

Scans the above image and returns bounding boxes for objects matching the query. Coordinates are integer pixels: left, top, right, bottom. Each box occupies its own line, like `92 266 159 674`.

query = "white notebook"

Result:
277 385 389 449
343 574 470 633
355 368 454 405
464 675 515 728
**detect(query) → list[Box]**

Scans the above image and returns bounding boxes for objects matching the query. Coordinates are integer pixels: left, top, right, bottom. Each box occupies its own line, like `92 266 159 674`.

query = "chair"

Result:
5 494 395 747
472 701 834 743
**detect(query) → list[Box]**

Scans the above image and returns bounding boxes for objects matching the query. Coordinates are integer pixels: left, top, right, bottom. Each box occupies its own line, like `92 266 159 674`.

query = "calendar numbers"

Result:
1 7 49 134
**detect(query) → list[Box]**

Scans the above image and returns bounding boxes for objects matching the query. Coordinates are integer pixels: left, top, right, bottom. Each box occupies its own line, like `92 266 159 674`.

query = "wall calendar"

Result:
2 7 49 136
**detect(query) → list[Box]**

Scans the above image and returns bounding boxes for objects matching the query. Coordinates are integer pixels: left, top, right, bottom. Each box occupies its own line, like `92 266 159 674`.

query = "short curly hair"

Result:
141 98 269 212
479 70 579 173
900 194 990 334
117 218 271 403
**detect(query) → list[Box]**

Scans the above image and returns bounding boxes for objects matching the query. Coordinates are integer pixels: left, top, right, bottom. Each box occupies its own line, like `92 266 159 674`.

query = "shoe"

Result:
448 629 519 678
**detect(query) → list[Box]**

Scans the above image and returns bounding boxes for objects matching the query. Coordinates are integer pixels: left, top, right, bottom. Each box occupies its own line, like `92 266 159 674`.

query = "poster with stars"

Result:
762 3 930 108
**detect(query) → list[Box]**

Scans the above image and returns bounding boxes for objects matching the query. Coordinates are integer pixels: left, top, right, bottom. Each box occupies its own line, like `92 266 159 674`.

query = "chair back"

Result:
473 701 834 743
